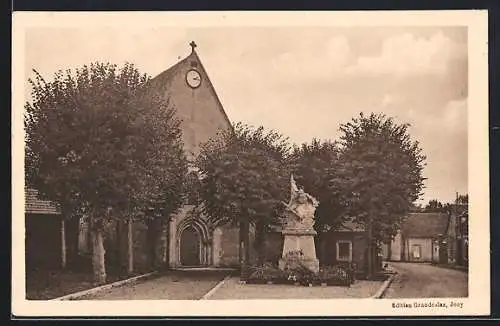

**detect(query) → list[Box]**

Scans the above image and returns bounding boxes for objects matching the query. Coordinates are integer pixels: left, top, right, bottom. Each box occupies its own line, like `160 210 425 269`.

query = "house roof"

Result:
336 220 365 232
25 188 60 215
268 220 365 233
401 212 449 238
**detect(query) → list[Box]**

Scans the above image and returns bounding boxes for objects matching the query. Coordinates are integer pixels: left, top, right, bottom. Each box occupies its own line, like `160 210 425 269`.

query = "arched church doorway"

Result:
180 226 201 266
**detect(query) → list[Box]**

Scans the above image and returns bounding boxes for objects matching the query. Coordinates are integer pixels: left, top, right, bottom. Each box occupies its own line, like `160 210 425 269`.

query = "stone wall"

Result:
25 213 63 270
218 224 240 267
131 220 152 272
102 218 166 274
263 231 284 264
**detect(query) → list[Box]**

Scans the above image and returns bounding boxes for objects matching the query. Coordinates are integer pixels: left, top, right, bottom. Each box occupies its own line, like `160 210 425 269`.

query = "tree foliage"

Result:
290 139 346 233
25 62 188 280
196 122 292 262
423 193 468 214
25 62 188 223
197 122 291 228
423 199 449 213
333 112 426 241
456 194 468 205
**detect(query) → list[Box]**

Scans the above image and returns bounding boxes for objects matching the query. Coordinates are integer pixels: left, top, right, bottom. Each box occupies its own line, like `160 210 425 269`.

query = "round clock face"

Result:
186 69 201 88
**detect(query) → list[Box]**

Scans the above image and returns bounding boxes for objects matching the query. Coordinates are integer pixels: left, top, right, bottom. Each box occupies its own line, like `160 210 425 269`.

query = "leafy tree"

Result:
424 194 468 214
196 122 292 271
290 139 348 261
25 62 188 283
410 202 424 212
456 194 468 205
424 199 445 212
334 113 426 278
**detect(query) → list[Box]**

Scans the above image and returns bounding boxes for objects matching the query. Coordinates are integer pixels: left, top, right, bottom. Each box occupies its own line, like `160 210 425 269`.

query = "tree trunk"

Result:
91 227 106 284
127 217 134 274
61 218 67 269
366 217 373 280
239 220 250 280
388 239 392 261
255 221 266 265
115 220 123 273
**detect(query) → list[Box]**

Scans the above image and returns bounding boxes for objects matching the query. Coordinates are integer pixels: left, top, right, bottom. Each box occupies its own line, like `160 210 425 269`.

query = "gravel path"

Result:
383 262 468 298
79 270 230 300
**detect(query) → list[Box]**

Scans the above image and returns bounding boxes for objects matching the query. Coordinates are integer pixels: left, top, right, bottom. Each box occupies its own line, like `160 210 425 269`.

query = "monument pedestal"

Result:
278 228 319 273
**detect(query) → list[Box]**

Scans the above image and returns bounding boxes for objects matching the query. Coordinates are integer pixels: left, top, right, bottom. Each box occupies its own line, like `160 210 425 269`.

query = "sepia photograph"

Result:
12 11 489 317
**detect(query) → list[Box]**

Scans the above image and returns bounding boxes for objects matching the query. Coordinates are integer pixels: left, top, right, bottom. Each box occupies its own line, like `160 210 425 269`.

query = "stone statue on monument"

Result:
282 174 319 230
278 174 320 273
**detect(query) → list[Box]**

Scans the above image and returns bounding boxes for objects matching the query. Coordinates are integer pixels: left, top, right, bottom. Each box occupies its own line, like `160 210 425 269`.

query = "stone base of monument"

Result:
278 228 320 274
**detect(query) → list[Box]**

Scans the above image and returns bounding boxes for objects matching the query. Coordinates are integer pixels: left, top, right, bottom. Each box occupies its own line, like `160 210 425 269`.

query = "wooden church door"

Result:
180 226 201 266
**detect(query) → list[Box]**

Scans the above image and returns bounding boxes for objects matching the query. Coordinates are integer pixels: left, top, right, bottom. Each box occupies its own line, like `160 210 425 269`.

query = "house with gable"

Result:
382 212 449 263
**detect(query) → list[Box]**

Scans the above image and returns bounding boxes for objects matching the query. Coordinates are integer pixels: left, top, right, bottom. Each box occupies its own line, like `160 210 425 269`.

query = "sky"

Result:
24 26 468 205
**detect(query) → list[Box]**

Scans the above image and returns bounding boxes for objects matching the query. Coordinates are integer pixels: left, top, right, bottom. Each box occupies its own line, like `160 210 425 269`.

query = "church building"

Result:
147 41 244 269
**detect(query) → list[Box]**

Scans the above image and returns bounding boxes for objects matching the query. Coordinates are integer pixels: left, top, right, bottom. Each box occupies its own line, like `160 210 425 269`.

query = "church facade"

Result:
146 43 244 269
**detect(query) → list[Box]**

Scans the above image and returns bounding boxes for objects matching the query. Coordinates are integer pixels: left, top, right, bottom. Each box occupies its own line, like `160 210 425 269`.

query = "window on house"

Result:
336 240 352 262
412 244 422 260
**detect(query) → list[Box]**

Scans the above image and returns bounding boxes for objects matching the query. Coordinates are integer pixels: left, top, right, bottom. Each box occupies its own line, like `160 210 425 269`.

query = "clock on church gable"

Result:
147 41 232 158
186 69 202 88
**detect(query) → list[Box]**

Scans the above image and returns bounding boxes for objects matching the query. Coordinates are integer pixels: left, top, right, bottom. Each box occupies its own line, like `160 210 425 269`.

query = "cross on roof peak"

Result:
189 41 197 52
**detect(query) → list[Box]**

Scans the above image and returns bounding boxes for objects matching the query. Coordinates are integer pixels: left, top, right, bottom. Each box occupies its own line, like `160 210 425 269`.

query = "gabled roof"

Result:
148 55 187 89
336 220 365 232
25 188 60 215
147 48 232 131
268 220 365 233
144 46 234 161
401 212 449 238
